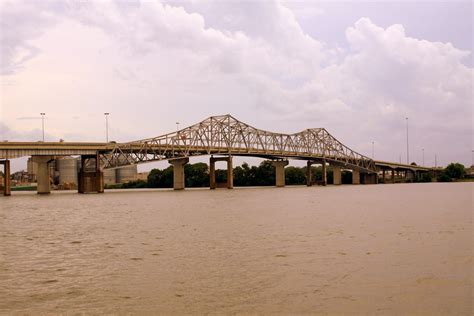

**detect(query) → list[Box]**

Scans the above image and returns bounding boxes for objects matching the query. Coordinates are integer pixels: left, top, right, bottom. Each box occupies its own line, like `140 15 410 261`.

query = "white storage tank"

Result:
56 157 78 185
104 168 117 185
116 165 138 183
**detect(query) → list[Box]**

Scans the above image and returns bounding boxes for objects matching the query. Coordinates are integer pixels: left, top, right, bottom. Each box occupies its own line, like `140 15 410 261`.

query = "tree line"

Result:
117 161 471 189
121 161 354 189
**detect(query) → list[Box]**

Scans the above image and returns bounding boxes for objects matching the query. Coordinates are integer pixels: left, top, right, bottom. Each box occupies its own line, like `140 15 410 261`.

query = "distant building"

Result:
26 156 139 188
137 172 149 181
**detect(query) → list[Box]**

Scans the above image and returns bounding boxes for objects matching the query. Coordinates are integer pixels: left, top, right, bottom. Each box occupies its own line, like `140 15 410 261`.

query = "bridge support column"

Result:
361 173 377 184
382 169 386 183
32 156 54 194
306 161 313 186
1 160 11 196
209 156 233 189
78 154 104 194
321 159 327 186
271 160 288 187
332 166 341 185
391 170 395 183
352 170 360 185
169 157 189 190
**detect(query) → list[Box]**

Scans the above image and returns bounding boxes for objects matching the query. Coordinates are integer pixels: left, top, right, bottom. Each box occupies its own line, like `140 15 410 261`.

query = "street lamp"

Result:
40 113 45 142
405 117 409 164
104 113 110 142
371 141 374 159
176 122 180 133
422 148 425 166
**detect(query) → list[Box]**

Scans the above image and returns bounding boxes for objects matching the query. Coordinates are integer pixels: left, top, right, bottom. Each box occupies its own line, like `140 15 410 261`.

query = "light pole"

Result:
40 113 45 142
176 122 180 133
371 141 374 159
422 148 425 166
104 113 110 142
405 117 409 164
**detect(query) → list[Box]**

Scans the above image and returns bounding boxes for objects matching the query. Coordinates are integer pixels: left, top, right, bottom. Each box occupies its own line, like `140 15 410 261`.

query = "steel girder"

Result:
101 114 376 173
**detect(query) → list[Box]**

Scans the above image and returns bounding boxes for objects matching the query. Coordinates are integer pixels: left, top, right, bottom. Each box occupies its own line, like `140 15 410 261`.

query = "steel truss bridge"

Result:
0 114 431 195
101 114 375 172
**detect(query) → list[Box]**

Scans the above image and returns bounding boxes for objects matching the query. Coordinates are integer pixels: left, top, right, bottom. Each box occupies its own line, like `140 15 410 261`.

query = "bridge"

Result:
0 114 431 196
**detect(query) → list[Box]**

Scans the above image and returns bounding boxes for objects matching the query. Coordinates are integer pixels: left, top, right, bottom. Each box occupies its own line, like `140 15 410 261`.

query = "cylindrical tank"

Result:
56 158 78 185
116 165 138 183
27 157 38 176
104 168 117 185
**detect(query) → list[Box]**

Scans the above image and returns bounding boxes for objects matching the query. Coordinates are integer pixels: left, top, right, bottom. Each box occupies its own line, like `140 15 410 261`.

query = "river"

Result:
0 183 472 314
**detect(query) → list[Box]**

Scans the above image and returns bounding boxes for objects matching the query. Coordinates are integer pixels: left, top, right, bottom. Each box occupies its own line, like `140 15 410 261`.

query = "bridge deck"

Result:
0 141 430 172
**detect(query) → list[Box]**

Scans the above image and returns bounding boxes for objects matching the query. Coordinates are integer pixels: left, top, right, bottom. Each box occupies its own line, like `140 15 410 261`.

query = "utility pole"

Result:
435 154 437 168
40 113 45 142
104 113 110 142
372 141 374 159
176 122 180 132
422 148 425 166
405 117 409 164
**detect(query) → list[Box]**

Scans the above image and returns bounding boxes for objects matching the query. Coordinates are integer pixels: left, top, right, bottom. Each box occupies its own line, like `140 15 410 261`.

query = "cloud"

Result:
0 0 60 75
0 1 472 166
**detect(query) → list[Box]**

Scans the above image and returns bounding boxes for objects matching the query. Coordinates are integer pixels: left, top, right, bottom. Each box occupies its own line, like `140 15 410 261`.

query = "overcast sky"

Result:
1 0 473 171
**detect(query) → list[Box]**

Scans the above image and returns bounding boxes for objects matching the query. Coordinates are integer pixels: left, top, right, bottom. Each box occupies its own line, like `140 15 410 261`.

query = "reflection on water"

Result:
0 183 472 314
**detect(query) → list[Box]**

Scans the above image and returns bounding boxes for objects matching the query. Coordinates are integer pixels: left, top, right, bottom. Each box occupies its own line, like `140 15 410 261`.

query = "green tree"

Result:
444 163 466 179
254 161 275 186
146 166 173 188
185 163 209 187
285 166 305 185
147 168 162 188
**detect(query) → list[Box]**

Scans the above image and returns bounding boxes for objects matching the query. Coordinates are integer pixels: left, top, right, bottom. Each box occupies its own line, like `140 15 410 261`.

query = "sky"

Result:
0 0 473 172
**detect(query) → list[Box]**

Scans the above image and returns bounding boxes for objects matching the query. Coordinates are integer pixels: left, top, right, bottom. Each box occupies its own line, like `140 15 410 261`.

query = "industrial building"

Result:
26 156 138 189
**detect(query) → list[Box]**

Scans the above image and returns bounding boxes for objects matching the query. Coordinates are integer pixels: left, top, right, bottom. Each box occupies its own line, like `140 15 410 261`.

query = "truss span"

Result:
102 114 376 173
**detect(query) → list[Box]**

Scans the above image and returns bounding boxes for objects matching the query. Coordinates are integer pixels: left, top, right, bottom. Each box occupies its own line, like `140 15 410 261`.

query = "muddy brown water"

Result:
0 183 472 314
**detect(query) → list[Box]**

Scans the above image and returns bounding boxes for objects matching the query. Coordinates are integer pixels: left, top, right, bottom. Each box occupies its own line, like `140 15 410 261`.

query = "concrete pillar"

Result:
352 170 360 185
32 156 53 194
169 157 189 190
271 160 289 187
382 169 386 183
1 160 11 196
210 157 216 190
321 159 327 186
363 173 377 184
333 166 342 185
306 161 312 186
78 154 104 194
391 170 395 183
209 156 233 189
226 156 233 189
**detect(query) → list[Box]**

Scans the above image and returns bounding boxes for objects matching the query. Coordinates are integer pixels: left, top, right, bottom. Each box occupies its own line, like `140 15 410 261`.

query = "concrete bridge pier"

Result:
169 157 189 190
209 156 233 189
78 154 104 194
361 173 377 184
270 160 288 187
381 169 386 183
32 156 54 194
1 160 11 196
391 170 395 183
306 161 313 186
352 170 360 184
332 166 342 185
321 159 327 186
306 160 327 186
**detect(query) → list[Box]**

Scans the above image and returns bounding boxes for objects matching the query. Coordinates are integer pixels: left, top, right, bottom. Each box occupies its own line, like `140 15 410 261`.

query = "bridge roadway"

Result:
0 115 431 196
